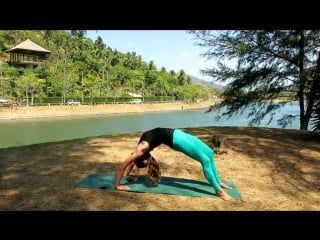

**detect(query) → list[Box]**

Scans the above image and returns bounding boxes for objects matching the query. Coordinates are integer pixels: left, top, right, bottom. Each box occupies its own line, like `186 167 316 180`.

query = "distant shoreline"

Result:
0 101 212 120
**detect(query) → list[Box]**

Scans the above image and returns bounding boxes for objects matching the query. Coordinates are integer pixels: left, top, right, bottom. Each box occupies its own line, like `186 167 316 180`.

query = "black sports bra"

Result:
138 127 174 151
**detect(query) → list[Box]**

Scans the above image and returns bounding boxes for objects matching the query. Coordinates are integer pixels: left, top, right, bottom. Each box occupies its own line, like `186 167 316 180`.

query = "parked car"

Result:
130 99 143 104
0 99 12 104
67 100 81 105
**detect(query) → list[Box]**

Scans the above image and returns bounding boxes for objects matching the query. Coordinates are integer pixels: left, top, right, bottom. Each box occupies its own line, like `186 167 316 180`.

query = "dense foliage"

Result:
0 30 216 106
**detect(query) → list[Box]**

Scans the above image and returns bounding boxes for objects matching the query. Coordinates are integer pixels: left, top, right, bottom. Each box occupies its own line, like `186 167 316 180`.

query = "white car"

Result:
130 99 143 104
0 99 12 104
67 100 81 105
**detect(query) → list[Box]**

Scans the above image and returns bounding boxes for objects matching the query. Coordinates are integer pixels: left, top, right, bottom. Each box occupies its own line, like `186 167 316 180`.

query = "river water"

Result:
0 103 307 149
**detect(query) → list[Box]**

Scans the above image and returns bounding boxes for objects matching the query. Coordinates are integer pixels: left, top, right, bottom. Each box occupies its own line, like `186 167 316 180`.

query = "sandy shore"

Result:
0 101 212 120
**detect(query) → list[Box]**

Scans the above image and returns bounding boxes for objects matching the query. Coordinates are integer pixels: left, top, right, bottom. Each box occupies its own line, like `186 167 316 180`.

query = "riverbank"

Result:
0 101 212 120
0 125 319 210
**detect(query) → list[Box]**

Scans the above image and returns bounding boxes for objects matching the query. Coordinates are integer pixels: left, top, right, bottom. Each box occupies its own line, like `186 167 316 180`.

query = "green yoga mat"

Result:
77 173 242 199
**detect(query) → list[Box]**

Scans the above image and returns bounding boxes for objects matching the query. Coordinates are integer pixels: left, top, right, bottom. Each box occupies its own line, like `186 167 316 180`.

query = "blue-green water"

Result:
0 103 308 149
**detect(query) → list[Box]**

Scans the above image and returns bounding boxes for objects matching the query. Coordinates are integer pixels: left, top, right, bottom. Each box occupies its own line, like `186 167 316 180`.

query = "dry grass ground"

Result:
0 101 319 210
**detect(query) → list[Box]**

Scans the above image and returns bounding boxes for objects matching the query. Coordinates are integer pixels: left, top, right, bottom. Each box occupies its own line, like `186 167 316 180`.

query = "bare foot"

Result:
220 181 232 190
216 190 235 201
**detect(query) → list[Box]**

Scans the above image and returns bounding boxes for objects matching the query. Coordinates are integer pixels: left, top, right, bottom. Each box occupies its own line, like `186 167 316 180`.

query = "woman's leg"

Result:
172 129 222 191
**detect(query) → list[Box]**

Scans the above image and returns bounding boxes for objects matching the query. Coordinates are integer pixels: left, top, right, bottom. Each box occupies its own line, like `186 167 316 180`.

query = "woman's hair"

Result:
147 156 161 186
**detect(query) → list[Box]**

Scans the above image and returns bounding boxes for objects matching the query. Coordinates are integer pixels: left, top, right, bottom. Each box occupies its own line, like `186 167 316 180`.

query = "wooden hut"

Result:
6 39 51 69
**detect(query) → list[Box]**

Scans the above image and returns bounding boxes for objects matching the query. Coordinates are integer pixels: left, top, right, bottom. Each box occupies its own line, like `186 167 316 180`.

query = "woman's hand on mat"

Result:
126 176 138 182
116 185 130 191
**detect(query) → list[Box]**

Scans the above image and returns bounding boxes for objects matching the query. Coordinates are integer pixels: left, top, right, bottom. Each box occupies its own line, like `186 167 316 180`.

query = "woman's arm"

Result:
125 162 138 182
115 151 145 190
115 141 149 190
115 153 137 190
125 161 136 176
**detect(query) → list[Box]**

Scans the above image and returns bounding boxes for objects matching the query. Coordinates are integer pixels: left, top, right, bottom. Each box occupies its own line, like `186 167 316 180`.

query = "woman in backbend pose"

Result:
115 127 235 201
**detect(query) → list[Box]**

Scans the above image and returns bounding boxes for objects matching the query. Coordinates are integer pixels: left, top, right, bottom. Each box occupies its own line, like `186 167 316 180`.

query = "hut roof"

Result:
6 39 51 53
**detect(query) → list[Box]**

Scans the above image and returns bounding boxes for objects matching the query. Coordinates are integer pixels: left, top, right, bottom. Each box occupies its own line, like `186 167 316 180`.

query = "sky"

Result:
86 30 215 82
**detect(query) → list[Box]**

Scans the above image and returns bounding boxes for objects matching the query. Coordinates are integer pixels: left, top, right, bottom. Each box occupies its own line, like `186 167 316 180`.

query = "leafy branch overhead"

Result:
189 30 320 135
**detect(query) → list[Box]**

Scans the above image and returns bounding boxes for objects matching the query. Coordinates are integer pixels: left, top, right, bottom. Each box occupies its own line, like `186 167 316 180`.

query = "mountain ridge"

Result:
188 74 224 89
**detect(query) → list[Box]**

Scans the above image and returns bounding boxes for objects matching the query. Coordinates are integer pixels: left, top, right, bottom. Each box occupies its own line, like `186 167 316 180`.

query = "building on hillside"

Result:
128 92 142 98
128 92 143 104
6 39 51 69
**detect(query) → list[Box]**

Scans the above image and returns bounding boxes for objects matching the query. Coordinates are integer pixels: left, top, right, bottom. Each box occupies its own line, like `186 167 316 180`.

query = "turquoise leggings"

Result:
172 129 221 191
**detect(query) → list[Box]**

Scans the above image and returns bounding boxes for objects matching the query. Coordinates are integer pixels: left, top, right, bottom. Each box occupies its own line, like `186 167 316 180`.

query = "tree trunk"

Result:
303 52 320 131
